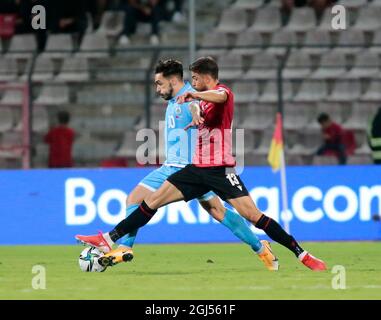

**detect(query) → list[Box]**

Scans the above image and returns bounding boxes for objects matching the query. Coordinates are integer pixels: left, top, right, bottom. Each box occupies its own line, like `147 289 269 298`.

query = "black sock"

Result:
109 201 157 242
256 214 304 257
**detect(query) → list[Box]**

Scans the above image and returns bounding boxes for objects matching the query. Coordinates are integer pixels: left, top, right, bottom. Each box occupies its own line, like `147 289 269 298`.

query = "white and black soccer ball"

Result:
78 247 106 272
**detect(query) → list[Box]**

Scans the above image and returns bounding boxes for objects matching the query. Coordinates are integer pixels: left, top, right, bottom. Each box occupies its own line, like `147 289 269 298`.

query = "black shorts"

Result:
167 165 249 202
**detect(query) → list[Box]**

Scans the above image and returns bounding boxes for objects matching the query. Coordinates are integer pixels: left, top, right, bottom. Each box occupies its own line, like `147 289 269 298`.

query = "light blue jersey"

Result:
164 81 195 167
138 81 214 201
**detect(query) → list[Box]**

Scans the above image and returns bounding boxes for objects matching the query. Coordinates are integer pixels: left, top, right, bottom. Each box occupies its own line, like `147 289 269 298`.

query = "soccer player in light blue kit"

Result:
99 59 276 269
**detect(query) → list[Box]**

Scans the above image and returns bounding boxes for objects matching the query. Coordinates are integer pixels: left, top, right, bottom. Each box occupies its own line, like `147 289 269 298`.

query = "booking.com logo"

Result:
64 177 381 227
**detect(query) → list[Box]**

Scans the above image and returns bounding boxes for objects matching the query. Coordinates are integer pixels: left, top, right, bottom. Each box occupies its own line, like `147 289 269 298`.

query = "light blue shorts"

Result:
139 165 216 202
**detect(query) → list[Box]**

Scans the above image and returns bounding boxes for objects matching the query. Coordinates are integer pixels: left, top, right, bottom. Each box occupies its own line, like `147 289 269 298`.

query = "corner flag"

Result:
267 112 284 171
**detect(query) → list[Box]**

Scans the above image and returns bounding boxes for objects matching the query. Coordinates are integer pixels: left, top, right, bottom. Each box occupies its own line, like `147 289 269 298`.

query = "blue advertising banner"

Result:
0 165 380 245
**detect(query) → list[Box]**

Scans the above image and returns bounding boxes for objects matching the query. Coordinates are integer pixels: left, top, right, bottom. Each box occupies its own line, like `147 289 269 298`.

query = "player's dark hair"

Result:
189 56 219 79
155 59 183 79
317 113 330 124
58 111 70 125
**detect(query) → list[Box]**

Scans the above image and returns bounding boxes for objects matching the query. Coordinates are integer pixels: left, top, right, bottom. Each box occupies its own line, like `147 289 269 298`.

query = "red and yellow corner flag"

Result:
267 112 284 171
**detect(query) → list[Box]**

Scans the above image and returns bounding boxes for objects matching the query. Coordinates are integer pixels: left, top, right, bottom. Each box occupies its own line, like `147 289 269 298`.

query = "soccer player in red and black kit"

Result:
77 57 327 271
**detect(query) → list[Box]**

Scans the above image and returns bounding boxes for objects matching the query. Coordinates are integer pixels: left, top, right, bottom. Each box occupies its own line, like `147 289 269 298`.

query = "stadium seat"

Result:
318 10 339 32
353 6 381 31
343 102 377 130
216 8 249 33
310 50 347 79
301 131 323 151
233 0 264 10
285 153 305 166
88 84 144 106
0 57 18 81
282 51 312 79
0 89 23 106
285 8 317 33
369 29 381 54
336 0 368 9
197 32 229 57
56 57 90 82
6 34 36 59
232 82 259 104
77 33 110 59
28 54 55 82
293 80 328 102
287 143 314 156
217 53 244 80
116 130 155 157
0 107 15 132
34 84 69 106
74 137 117 162
231 31 263 56
283 103 310 130
328 80 362 102
312 155 339 165
44 34 74 59
354 142 372 156
345 50 380 79
347 154 373 165
0 131 23 158
248 6 281 33
266 30 297 57
361 80 381 102
334 30 366 55
369 0 381 7
244 52 279 80
161 31 189 46
240 103 275 130
252 129 274 155
33 142 49 167
96 11 125 37
239 129 256 152
258 80 293 103
14 106 48 133
301 30 332 56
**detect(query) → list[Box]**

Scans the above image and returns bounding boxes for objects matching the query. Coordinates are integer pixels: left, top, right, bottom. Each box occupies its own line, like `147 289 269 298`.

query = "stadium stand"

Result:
0 0 380 168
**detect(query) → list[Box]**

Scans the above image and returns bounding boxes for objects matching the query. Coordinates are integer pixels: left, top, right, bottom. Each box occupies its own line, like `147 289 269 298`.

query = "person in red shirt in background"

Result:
44 111 75 168
316 113 347 165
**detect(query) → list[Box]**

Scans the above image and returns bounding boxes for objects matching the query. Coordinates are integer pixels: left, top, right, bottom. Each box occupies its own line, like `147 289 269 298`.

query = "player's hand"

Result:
177 92 197 104
184 116 204 131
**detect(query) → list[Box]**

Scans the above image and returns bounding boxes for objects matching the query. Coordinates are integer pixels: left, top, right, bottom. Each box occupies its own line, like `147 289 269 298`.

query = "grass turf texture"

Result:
1 242 380 300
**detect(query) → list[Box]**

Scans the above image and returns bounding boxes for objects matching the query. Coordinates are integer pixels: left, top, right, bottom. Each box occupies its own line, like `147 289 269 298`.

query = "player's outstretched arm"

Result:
177 90 227 104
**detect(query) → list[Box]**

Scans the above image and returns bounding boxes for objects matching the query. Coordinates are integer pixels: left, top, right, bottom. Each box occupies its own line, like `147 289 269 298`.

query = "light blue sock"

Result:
118 204 140 248
221 209 263 253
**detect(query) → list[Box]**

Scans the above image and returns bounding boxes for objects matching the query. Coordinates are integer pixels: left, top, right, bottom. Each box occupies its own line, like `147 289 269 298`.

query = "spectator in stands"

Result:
368 107 381 165
171 0 185 23
310 0 338 19
316 113 347 165
0 0 48 50
49 0 88 40
281 0 337 22
44 111 75 168
0 0 19 13
85 0 108 31
281 0 307 24
118 0 173 46
16 0 49 51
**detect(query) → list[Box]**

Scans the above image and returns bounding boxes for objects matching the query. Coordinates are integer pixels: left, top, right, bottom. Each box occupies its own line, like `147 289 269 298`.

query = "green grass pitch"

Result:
1 242 380 300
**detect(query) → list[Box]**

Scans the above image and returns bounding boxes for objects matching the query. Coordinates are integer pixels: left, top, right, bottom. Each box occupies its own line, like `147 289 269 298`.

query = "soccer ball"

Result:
78 247 106 272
